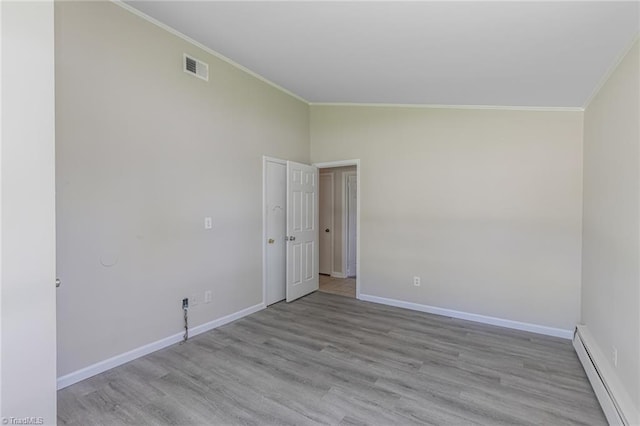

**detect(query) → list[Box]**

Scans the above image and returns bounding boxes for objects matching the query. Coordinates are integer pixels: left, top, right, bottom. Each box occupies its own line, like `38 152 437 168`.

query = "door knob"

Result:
56 278 61 288
268 238 275 244
325 228 330 233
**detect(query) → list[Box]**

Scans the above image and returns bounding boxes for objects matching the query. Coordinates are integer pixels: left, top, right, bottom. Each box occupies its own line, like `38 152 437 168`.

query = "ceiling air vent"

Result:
183 54 208 81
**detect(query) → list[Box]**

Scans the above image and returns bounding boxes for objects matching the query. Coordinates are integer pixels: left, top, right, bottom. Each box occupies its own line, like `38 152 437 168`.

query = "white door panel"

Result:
265 160 286 305
286 161 319 302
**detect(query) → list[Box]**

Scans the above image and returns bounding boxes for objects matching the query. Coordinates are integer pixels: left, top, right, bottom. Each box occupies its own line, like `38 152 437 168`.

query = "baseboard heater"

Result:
573 325 632 425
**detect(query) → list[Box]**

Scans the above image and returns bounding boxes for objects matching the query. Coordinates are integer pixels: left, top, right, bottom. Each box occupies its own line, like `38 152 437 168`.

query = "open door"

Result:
286 161 319 302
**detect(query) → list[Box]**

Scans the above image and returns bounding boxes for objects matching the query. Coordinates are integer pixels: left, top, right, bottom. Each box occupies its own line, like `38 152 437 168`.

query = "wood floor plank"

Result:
58 291 606 425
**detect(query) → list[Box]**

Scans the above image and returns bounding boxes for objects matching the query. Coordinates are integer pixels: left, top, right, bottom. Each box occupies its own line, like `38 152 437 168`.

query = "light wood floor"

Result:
318 274 356 298
58 292 606 425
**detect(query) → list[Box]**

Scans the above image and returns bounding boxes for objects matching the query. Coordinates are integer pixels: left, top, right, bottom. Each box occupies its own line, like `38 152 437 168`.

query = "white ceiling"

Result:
126 1 639 108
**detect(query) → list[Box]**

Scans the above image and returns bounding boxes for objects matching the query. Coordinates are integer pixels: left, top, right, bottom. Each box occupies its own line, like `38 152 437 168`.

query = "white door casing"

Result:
319 173 334 275
264 159 286 305
286 161 319 302
346 173 357 277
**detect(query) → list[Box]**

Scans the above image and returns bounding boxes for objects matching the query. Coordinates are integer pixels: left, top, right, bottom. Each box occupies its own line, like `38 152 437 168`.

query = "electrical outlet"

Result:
182 298 189 309
613 347 618 367
204 217 213 230
413 276 421 287
205 290 212 303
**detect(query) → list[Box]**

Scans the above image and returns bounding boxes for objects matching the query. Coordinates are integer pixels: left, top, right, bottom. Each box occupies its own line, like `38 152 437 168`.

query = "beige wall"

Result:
1 1 57 422
320 166 356 275
582 40 639 418
311 106 583 331
55 2 309 376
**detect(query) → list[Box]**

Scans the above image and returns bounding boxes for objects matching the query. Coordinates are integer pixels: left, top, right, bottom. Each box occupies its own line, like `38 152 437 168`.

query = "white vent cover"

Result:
183 54 208 81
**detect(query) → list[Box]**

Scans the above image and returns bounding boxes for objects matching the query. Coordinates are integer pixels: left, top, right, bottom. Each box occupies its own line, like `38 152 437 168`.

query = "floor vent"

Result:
183 53 208 81
573 326 633 425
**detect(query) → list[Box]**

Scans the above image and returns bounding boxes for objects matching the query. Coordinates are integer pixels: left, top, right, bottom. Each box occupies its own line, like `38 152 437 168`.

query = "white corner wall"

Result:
1 1 57 423
581 39 640 424
55 2 309 378
310 106 584 333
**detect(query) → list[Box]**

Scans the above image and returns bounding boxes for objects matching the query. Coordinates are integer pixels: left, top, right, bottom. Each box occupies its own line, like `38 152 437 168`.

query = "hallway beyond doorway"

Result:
318 274 355 298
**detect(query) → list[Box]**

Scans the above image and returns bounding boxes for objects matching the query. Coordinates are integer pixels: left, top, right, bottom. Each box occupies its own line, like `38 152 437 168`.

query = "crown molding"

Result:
582 32 639 110
309 102 584 112
112 0 595 113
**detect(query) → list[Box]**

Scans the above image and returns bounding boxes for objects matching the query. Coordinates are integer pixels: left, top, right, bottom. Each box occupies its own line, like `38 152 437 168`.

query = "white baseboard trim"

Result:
331 271 347 279
359 294 573 339
573 325 638 426
57 302 265 390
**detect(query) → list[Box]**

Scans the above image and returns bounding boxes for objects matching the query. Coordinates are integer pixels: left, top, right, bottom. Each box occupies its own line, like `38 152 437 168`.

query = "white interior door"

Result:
286 161 319 302
265 160 286 305
319 173 333 275
347 174 357 277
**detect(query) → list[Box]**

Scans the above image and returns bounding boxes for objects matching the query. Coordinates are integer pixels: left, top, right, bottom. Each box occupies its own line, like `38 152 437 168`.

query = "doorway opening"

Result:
262 157 360 306
315 160 359 299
